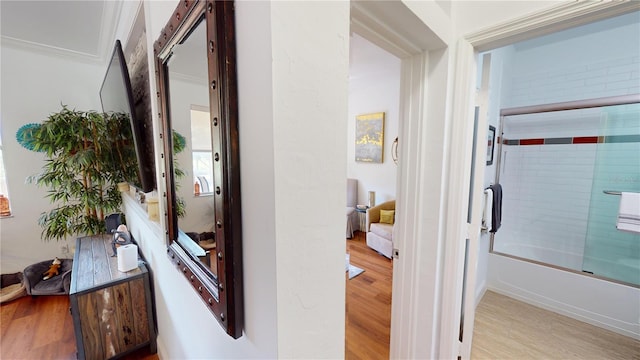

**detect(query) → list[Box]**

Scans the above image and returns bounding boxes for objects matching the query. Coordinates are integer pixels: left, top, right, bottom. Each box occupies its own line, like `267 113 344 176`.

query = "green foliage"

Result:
173 130 187 218
18 106 138 241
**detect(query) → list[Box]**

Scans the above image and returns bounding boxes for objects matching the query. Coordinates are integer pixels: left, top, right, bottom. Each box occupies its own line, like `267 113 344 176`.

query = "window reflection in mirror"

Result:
165 18 218 279
190 107 214 196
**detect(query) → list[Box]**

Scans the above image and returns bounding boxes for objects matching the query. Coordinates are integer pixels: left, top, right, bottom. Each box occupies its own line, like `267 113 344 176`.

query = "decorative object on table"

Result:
117 182 130 192
356 204 368 210
104 213 122 234
355 112 385 163
42 258 62 280
368 191 376 208
111 224 132 257
117 244 139 272
147 197 159 221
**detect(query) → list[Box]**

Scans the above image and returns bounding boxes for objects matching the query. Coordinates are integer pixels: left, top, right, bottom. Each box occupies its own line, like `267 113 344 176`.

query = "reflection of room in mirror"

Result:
190 106 214 195
155 0 243 338
166 18 217 278
185 231 217 276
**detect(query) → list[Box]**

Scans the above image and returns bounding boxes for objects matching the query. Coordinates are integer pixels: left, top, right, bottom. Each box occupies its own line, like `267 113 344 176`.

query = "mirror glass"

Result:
155 0 242 338
165 19 218 279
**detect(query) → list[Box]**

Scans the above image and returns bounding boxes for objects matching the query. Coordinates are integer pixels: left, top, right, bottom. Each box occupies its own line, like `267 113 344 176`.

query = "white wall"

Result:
348 33 400 205
270 1 349 356
132 0 350 358
0 46 104 273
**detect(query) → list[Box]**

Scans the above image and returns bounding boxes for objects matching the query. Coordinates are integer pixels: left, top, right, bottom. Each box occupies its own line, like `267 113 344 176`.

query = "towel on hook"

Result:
483 188 493 232
617 192 640 234
488 184 502 233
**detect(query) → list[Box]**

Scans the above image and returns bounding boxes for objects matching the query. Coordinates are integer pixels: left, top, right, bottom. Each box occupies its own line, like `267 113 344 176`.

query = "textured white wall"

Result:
348 33 401 205
136 0 349 358
0 46 104 273
270 1 349 357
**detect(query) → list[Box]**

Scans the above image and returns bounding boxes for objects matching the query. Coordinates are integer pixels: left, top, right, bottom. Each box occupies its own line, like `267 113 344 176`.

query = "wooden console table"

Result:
69 235 156 359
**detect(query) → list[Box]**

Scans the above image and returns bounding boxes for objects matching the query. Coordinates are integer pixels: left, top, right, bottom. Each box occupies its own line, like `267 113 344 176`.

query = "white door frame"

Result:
352 1 640 359
444 2 640 358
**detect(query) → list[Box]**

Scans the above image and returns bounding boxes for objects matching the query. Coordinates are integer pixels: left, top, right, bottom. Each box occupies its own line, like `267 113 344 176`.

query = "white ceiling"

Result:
0 0 122 62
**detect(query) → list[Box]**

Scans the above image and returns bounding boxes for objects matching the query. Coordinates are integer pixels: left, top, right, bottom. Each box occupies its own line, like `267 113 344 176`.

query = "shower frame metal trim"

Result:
491 250 639 289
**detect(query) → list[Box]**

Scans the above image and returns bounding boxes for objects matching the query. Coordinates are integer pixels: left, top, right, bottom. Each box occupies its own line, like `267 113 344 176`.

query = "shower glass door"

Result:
492 97 639 287
582 102 640 286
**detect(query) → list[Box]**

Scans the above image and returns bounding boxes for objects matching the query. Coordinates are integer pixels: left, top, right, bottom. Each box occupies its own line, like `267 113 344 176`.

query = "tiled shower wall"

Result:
503 11 640 108
507 56 640 108
494 132 598 269
492 12 640 277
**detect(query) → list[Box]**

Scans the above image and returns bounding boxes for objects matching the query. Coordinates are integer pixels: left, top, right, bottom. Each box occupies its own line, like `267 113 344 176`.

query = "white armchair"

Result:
346 179 359 238
366 200 395 258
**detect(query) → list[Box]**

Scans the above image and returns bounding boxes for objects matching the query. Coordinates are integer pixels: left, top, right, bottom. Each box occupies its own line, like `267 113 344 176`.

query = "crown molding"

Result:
1 36 103 65
0 0 123 66
466 1 640 52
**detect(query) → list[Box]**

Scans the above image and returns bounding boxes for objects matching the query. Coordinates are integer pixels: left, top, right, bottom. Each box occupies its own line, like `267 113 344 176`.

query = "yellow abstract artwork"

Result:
355 112 384 163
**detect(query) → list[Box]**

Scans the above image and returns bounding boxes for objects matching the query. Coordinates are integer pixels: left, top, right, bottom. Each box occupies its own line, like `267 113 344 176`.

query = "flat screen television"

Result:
100 40 155 193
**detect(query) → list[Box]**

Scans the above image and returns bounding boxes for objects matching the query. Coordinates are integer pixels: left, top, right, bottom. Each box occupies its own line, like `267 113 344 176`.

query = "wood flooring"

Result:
345 231 393 360
5 241 635 360
471 290 640 359
343 234 640 360
1 294 157 360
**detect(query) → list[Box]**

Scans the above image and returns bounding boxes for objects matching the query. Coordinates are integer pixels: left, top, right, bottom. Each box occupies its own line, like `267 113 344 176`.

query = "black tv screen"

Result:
100 40 155 193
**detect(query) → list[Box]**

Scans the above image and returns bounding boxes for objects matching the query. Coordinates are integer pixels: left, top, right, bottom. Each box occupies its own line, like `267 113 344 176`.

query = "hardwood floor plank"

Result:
2 313 38 358
471 290 640 360
345 231 393 360
1 295 158 360
32 295 68 348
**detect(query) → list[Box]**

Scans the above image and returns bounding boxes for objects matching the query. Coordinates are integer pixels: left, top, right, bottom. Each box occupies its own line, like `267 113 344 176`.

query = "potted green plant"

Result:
17 105 138 241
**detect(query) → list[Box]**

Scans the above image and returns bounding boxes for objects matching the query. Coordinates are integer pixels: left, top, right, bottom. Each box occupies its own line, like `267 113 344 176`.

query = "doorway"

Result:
348 1 640 359
461 3 640 359
345 32 400 358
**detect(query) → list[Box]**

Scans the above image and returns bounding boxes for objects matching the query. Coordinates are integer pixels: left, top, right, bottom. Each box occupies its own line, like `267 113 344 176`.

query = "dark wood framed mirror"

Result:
153 0 242 338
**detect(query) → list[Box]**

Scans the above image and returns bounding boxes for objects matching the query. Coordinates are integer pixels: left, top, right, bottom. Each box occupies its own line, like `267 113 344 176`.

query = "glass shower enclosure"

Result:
491 95 640 287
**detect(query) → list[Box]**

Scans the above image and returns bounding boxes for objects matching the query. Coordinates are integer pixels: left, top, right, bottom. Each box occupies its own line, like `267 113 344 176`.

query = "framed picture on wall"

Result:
355 112 385 163
487 125 496 165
